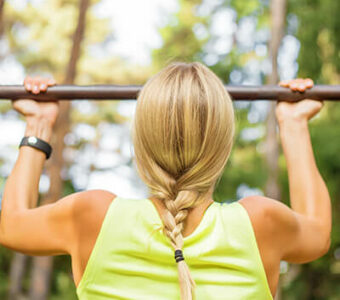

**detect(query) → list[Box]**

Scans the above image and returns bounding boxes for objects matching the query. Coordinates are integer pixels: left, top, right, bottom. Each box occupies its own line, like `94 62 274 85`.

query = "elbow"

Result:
0 213 9 236
314 230 331 260
0 221 8 247
320 235 331 256
0 216 6 240
321 219 332 255
0 217 9 245
315 217 332 257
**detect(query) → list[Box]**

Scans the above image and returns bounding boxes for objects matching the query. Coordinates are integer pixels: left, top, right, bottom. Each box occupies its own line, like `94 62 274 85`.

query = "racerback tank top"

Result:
76 196 273 299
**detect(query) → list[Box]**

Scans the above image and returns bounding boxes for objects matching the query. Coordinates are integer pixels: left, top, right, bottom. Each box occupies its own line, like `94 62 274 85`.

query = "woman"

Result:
0 62 331 300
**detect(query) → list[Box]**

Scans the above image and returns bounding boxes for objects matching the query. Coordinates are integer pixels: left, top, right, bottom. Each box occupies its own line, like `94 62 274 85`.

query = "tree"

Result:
265 0 285 201
265 1 286 298
0 0 4 35
7 253 28 300
28 1 90 299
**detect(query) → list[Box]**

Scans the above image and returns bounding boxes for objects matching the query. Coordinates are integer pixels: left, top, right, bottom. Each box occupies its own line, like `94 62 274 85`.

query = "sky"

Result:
93 0 178 65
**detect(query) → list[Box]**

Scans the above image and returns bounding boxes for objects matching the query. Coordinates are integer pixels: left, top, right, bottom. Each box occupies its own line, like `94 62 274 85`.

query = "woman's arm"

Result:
0 77 115 255
1 78 56 211
240 78 332 263
274 80 331 261
0 77 73 255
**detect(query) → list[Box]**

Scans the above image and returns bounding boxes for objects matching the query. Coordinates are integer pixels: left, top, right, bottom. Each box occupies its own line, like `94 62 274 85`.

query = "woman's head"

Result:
132 62 235 299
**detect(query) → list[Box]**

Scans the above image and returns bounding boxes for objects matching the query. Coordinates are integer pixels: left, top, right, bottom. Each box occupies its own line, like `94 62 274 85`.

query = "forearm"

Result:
1 117 52 215
279 118 331 232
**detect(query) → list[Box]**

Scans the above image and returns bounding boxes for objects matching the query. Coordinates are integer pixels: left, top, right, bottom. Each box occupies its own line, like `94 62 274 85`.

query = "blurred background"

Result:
0 0 339 299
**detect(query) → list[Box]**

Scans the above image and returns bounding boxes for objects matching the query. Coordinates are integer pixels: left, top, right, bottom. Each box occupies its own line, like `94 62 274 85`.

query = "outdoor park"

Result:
0 0 339 299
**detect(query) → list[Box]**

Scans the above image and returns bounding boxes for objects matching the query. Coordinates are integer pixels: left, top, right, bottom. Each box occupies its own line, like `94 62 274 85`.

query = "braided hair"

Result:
132 62 235 299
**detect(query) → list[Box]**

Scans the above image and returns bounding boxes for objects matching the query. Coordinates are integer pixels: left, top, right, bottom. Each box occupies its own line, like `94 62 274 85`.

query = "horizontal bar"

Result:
0 85 340 101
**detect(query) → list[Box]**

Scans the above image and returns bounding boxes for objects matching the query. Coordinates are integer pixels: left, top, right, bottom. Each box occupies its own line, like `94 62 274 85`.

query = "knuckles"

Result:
280 78 314 92
24 76 56 93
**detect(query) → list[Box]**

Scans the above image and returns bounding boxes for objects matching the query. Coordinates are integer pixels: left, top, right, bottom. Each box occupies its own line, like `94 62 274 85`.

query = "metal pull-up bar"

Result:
0 85 340 101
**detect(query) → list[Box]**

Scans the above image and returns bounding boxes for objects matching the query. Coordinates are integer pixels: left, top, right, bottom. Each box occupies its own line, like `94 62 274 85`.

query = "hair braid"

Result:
152 171 200 300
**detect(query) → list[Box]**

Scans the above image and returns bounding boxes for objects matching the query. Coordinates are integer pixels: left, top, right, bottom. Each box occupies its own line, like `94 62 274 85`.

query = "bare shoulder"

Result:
238 195 330 263
239 196 300 260
238 196 285 295
69 190 116 253
71 189 117 224
240 195 296 222
68 190 116 284
238 195 298 234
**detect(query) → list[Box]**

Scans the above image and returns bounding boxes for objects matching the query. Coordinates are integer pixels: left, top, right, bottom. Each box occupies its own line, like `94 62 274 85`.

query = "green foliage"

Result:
0 248 11 296
289 0 340 82
230 0 263 19
214 107 267 201
152 0 208 69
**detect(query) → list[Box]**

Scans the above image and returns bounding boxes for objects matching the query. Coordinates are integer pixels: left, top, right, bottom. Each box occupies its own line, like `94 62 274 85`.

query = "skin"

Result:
0 77 331 298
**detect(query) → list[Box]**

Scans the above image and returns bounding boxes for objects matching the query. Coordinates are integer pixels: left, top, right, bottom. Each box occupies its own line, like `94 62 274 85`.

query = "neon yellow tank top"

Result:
76 197 273 300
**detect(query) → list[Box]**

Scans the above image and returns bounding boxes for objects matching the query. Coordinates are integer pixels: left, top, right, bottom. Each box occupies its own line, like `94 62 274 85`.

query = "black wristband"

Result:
19 136 52 159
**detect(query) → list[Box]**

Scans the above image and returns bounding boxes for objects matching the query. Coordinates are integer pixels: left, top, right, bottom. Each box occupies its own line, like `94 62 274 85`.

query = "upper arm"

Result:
0 189 115 256
239 196 331 264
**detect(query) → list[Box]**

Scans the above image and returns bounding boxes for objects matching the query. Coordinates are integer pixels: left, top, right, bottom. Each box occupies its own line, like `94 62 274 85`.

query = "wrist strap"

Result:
19 136 52 159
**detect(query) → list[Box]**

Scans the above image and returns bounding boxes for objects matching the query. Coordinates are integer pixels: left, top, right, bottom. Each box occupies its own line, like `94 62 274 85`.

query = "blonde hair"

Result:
132 62 235 299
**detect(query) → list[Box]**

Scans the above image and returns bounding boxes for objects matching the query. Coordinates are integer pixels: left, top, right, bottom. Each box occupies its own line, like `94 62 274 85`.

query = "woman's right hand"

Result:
276 78 323 123
12 76 59 127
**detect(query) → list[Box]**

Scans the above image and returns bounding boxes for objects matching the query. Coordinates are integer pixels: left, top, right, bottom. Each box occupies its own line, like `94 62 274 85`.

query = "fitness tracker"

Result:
19 136 52 159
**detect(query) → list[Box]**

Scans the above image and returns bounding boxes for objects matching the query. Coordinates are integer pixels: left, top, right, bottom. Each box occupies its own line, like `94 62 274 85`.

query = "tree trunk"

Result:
0 0 4 35
266 0 286 299
266 0 286 200
28 1 90 299
7 253 28 300
28 256 53 300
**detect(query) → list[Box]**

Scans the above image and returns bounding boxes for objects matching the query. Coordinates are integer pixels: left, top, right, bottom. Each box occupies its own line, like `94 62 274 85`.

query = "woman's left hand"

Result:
12 76 59 126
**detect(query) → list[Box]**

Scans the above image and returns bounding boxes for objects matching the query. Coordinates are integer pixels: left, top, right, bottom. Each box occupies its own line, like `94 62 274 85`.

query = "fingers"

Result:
304 78 314 88
47 78 56 86
39 83 47 92
279 78 314 92
279 80 289 88
24 77 33 92
32 80 40 94
291 81 300 91
23 76 56 94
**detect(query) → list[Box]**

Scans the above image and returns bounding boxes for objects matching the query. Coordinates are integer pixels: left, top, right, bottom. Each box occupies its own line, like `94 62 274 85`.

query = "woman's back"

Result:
76 197 272 300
